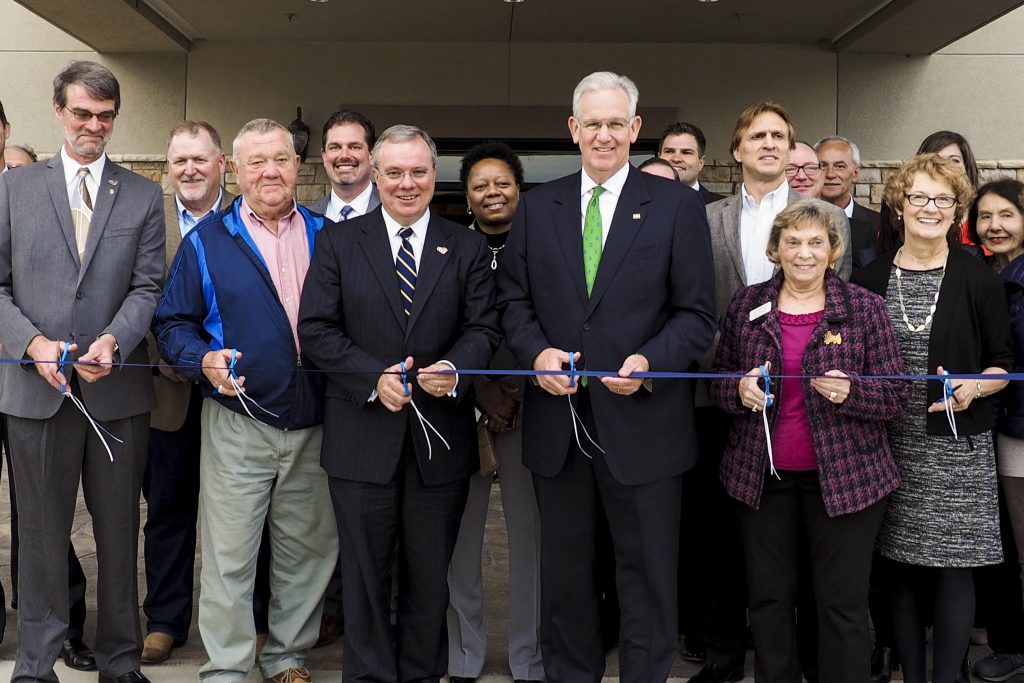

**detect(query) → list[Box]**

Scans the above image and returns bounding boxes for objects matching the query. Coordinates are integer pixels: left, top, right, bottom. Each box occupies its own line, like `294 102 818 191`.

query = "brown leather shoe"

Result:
314 613 343 648
265 667 312 683
140 632 174 664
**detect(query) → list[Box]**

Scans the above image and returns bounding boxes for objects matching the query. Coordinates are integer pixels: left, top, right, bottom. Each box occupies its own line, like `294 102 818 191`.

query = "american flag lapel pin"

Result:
632 213 641 220
436 246 448 255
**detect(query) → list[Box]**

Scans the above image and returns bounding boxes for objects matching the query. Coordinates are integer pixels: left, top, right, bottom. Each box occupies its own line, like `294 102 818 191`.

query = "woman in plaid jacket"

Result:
710 199 909 683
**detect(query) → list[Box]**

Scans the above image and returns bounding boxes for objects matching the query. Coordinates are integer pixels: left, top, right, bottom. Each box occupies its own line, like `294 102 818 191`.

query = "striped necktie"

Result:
70 167 93 261
396 227 417 317
339 205 354 221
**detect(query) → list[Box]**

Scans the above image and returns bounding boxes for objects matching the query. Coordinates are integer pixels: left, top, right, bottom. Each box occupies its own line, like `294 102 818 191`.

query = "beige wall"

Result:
3 0 1024 162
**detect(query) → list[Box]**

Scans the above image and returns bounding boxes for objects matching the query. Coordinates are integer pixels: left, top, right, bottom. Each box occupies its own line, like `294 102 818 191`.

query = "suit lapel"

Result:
553 172 589 306
359 211 407 330
45 156 81 267
722 194 746 286
78 159 119 282
585 167 648 316
406 214 452 338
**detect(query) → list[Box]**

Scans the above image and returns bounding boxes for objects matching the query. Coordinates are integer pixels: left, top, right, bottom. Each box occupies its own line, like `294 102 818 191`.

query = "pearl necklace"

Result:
893 247 946 333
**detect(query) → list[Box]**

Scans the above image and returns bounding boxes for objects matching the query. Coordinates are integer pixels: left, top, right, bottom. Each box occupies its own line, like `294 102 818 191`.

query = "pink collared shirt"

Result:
240 198 310 351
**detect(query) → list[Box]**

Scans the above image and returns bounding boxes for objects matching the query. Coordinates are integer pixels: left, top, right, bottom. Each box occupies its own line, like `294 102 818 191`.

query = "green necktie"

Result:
583 186 605 296
581 186 605 388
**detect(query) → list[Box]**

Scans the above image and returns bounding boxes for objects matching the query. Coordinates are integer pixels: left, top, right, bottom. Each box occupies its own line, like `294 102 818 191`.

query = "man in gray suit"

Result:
684 101 852 683
306 108 380 647
0 61 164 683
307 109 380 224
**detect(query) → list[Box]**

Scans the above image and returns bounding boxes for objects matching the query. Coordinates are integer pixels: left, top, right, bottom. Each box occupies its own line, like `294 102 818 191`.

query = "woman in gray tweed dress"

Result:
852 153 1014 683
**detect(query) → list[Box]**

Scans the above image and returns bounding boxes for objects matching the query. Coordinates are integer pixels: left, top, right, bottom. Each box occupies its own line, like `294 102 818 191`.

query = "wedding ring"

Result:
830 391 837 401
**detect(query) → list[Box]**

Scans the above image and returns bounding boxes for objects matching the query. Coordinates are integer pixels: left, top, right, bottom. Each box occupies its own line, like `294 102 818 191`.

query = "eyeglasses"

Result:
380 168 432 182
904 192 957 209
784 163 823 178
579 119 630 134
63 106 116 124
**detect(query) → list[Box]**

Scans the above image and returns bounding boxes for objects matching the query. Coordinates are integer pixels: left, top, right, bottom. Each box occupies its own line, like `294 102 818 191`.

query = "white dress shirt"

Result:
739 179 790 285
580 162 630 247
843 197 855 218
60 146 105 205
326 182 374 223
381 207 429 270
371 208 457 400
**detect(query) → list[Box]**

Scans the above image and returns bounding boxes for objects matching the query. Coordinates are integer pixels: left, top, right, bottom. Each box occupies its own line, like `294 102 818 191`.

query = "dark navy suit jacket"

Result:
497 166 717 485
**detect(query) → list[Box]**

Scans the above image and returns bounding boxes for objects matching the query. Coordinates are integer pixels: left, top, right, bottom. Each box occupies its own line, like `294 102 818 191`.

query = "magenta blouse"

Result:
771 310 824 471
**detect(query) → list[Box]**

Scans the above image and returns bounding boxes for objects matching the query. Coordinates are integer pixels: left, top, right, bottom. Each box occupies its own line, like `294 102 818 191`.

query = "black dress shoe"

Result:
98 671 149 683
870 645 899 683
679 634 707 663
99 671 151 683
448 677 476 683
689 663 745 683
59 638 97 672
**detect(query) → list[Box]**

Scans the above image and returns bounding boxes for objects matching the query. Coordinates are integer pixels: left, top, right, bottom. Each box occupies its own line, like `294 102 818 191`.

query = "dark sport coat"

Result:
497 166 717 485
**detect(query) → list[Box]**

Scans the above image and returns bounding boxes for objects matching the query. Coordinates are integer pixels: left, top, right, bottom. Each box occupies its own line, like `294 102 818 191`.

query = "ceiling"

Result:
14 0 1024 54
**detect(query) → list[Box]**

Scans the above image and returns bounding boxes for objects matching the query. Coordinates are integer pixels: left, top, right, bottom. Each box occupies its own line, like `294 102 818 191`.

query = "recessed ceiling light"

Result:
697 0 720 3
309 0 329 3
503 0 526 3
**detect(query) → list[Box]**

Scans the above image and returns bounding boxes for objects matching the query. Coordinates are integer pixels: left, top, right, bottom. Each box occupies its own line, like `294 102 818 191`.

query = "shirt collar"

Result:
329 182 374 217
241 197 299 231
842 197 855 218
740 178 789 211
175 188 223 222
581 162 630 199
60 145 105 187
1 165 7 174
690 180 701 192
382 207 430 238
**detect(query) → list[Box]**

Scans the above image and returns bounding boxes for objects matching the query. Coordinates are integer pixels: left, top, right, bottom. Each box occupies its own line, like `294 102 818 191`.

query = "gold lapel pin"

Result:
107 179 118 186
436 246 448 255
824 331 843 345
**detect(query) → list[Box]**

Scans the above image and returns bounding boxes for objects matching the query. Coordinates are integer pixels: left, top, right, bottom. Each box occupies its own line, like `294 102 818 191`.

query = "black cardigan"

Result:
851 247 1014 436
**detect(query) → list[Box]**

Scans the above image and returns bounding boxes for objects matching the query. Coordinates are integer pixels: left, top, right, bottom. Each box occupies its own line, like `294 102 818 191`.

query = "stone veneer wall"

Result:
107 155 1024 212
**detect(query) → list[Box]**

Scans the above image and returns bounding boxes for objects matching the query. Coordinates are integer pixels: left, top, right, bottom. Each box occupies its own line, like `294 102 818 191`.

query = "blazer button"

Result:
75 292 83 300
582 323 591 332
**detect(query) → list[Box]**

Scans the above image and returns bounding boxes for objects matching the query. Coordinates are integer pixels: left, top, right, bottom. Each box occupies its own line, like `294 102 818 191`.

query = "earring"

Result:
466 207 473 215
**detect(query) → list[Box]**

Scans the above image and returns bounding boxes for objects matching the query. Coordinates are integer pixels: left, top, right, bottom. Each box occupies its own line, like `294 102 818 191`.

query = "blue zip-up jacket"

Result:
153 196 327 429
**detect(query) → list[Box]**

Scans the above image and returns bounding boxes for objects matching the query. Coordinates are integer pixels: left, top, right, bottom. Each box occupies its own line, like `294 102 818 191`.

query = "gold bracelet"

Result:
976 379 984 399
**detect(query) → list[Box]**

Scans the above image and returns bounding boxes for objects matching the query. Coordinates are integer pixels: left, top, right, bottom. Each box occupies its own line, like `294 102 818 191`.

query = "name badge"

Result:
749 301 771 321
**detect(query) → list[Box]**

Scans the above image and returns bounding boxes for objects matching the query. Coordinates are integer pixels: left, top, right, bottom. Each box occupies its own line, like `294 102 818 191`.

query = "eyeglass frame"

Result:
903 192 958 209
62 106 117 125
784 162 823 178
377 167 434 182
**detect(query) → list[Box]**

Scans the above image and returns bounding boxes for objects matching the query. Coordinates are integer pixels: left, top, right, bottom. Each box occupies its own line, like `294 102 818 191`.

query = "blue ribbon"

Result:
58 340 71 394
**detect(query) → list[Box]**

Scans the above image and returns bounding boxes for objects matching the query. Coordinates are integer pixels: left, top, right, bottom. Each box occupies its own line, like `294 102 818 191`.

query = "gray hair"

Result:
7 143 38 163
231 118 291 159
766 198 846 268
53 60 121 113
371 124 438 168
572 71 639 119
814 135 862 166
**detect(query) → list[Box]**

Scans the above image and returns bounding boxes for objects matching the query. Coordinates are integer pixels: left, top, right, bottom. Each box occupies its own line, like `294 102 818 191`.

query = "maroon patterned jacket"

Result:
710 269 909 517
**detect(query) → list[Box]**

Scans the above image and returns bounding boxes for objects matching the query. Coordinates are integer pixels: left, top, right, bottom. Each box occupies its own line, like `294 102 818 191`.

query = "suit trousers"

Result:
331 435 470 683
7 396 148 682
4 417 88 638
533 392 682 683
677 406 747 669
143 385 273 642
197 400 336 682
737 470 885 683
447 425 544 681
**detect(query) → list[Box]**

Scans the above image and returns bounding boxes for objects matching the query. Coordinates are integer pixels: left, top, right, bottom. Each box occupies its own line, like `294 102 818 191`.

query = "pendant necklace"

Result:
893 247 946 333
488 244 505 270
